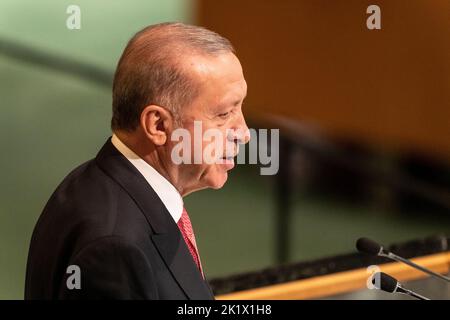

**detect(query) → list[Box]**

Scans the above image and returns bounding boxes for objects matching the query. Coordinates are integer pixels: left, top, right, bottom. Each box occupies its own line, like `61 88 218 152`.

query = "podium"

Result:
210 237 450 299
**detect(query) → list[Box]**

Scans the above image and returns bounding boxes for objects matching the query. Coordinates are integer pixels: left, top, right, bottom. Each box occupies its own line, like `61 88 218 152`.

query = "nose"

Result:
228 110 250 145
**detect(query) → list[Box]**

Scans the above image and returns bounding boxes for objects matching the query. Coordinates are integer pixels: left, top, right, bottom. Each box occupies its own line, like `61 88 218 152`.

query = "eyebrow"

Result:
233 96 246 106
214 96 246 112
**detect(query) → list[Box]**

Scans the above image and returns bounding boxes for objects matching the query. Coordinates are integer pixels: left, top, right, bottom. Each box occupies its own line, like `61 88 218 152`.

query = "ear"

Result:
140 105 174 146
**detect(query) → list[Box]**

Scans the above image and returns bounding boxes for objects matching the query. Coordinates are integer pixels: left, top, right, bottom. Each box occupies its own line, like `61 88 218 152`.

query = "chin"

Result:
205 171 228 190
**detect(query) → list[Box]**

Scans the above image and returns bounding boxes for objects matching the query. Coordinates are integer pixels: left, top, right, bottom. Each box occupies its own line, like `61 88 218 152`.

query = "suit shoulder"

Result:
34 158 140 243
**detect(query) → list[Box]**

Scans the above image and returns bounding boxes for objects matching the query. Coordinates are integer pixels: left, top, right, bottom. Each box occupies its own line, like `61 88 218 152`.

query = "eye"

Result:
218 111 230 119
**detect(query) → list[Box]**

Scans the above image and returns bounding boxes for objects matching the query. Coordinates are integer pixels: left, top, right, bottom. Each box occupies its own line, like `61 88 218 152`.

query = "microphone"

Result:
372 272 430 300
356 237 450 283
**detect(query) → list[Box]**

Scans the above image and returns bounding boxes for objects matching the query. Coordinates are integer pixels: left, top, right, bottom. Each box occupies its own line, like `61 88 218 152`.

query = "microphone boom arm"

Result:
379 252 450 283
396 284 431 300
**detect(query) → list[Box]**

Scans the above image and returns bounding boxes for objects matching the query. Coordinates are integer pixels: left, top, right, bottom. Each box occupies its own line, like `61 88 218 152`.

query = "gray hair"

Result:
111 22 235 131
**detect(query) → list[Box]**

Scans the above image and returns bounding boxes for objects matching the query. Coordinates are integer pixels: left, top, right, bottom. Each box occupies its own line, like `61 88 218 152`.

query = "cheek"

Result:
185 126 225 162
201 138 227 161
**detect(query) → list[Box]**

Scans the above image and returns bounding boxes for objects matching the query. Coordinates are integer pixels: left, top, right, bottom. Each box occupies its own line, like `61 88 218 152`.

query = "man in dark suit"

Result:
25 22 249 299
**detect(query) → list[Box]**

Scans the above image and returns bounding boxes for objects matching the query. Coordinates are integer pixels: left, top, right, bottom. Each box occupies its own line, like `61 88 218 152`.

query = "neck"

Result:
114 130 185 194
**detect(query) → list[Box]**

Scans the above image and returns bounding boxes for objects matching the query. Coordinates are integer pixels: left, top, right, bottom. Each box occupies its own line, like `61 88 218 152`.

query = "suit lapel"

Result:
151 232 214 299
95 138 214 300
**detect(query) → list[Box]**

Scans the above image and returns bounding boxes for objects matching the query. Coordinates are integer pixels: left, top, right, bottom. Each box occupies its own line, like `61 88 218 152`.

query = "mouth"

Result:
218 155 235 168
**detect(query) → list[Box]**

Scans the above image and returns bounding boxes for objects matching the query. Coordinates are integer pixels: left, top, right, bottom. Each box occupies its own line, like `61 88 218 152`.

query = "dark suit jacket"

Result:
25 138 215 300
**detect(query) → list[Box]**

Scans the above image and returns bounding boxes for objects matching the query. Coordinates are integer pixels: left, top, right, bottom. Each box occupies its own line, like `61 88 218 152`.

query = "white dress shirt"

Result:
111 134 183 223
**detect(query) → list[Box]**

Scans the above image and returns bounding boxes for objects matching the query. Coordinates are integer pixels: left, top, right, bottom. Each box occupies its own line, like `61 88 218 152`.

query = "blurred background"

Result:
0 0 449 299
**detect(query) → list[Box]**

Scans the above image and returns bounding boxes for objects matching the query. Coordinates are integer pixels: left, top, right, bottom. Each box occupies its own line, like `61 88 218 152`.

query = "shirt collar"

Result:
111 134 183 223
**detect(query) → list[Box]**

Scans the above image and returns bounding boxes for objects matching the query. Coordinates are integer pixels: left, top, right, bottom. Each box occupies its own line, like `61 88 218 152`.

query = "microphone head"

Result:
356 237 382 255
372 272 399 293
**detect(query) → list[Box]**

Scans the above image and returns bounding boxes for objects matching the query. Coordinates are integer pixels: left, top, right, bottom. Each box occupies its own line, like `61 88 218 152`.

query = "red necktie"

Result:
177 208 204 278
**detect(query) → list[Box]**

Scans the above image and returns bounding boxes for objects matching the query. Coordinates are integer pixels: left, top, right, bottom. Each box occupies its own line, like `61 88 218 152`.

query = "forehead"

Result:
186 52 247 104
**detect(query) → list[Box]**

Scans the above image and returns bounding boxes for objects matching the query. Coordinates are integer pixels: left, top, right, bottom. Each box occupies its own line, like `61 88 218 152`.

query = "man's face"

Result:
174 52 249 193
